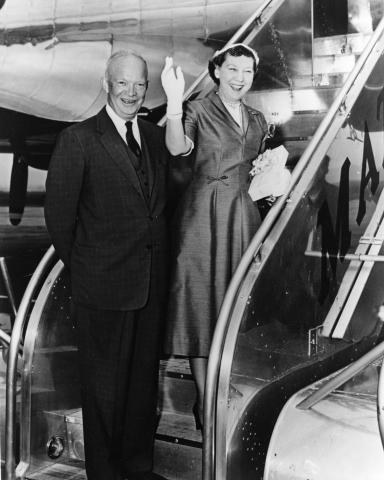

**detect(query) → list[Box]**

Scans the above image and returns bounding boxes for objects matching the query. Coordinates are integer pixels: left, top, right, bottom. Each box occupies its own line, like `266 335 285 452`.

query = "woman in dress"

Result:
161 44 268 428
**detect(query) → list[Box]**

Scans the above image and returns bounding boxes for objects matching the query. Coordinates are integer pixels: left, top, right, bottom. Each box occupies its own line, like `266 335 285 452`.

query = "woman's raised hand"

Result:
161 56 185 97
161 56 185 117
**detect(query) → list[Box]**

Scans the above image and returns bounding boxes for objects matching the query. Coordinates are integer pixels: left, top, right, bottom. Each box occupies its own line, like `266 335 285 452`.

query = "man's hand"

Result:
161 56 185 116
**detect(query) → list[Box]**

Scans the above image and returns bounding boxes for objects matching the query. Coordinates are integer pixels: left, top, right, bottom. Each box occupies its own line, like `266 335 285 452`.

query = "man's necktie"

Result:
125 121 149 198
125 121 141 162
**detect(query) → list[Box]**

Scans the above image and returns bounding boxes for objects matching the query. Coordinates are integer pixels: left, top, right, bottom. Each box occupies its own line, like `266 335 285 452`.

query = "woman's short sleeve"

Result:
183 101 199 144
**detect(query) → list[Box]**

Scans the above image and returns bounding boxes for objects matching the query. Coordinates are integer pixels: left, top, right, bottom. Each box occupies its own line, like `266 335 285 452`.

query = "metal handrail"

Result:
0 327 23 367
5 245 56 480
297 340 384 410
0 257 17 318
203 13 384 480
0 328 11 347
378 354 384 450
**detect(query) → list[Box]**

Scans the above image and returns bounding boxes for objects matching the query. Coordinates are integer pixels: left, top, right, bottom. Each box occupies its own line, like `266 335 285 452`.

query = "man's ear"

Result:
102 77 109 93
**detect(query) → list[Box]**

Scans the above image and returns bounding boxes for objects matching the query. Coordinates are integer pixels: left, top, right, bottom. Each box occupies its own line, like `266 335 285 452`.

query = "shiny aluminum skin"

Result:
4 2 384 480
264 358 384 480
0 0 263 121
208 2 384 479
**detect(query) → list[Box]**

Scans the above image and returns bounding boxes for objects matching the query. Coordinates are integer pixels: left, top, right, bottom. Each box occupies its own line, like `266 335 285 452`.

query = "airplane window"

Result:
313 0 349 37
314 0 379 38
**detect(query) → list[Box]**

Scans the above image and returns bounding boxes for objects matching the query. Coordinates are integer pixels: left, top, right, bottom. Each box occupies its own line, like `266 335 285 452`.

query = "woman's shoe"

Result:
192 403 203 431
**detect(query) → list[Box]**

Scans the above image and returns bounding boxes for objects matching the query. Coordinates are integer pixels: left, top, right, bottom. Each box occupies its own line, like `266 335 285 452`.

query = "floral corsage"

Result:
248 145 291 202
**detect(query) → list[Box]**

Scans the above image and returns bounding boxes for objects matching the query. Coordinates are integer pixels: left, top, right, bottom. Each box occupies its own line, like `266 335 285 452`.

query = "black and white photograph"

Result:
0 1 384 479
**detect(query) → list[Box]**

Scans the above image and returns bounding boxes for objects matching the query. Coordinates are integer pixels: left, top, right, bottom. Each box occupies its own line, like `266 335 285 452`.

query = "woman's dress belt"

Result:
206 175 229 186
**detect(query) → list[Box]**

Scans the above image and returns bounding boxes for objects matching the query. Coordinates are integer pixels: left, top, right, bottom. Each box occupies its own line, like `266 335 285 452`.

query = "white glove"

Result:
161 56 185 116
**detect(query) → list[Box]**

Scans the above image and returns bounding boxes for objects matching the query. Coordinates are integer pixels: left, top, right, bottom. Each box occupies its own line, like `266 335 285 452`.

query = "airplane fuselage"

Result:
0 0 263 121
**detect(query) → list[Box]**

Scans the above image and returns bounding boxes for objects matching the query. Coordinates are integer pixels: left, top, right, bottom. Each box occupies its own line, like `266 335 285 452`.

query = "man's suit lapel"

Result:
96 108 144 199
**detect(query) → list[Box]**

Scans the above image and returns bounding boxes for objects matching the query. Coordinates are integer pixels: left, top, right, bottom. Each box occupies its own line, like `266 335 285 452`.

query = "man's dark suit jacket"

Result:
45 107 169 310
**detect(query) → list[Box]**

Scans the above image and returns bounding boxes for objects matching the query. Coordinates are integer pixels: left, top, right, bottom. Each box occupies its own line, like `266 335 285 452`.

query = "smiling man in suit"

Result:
45 51 169 480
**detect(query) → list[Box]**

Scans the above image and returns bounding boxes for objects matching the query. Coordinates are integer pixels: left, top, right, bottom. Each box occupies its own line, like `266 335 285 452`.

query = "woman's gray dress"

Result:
165 90 268 357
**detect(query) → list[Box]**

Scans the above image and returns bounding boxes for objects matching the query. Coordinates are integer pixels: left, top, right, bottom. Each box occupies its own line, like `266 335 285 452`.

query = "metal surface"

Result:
264 361 384 480
206 10 384 480
308 325 323 357
305 252 384 261
0 258 17 318
158 0 284 128
200 1 296 478
378 355 384 450
306 187 384 339
297 340 384 411
3 2 384 480
317 156 384 338
0 327 10 346
18 261 80 480
0 0 265 122
0 204 49 257
5 245 55 480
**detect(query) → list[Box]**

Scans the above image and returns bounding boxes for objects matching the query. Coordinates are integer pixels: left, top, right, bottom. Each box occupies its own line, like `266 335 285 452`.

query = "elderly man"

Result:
45 50 169 480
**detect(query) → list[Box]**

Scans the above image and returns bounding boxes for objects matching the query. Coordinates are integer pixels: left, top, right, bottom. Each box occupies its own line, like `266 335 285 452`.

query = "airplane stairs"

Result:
205 4 384 479
2 253 202 480
4 1 384 480
0 202 50 476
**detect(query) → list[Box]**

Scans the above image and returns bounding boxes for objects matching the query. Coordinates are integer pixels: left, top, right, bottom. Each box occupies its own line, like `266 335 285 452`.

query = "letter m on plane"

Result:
356 122 380 225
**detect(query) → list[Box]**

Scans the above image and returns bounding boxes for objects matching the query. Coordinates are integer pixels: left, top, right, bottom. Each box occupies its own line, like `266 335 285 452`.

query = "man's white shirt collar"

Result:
106 104 141 147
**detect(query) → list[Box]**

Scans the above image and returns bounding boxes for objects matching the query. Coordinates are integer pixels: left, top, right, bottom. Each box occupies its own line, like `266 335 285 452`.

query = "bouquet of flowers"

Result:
248 145 291 202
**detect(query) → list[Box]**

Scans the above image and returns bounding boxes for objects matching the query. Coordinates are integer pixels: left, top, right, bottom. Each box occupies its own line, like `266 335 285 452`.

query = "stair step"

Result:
46 408 203 447
30 357 201 479
155 412 202 480
313 32 371 57
159 374 196 415
157 411 202 446
159 356 197 415
154 439 202 480
160 356 191 377
24 451 202 480
293 72 349 89
313 53 356 75
40 408 202 480
25 460 86 480
48 407 82 424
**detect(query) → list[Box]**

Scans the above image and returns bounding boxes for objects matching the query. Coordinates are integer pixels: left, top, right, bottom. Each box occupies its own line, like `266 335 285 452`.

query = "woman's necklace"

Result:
217 92 241 108
218 93 242 128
